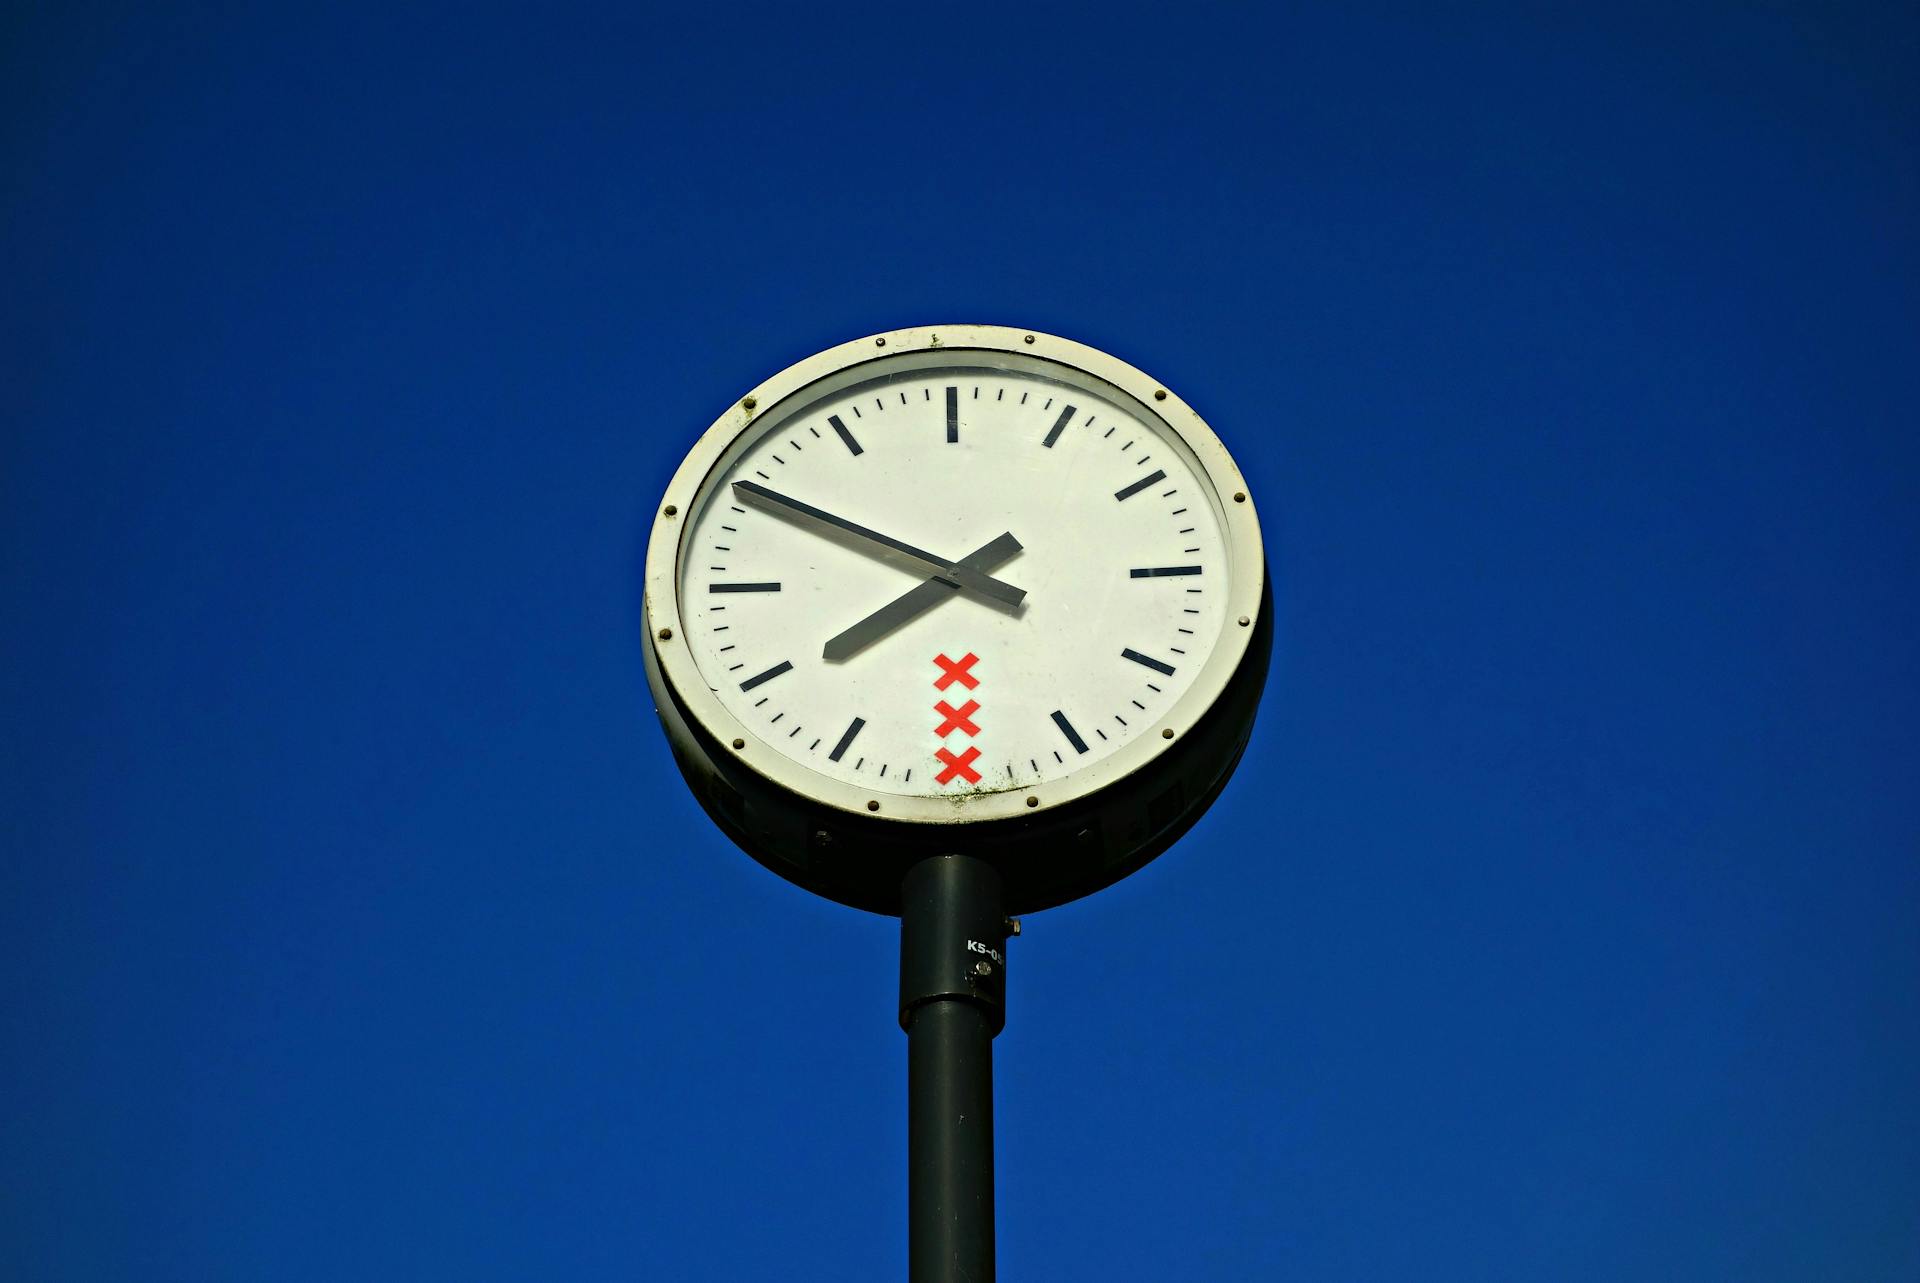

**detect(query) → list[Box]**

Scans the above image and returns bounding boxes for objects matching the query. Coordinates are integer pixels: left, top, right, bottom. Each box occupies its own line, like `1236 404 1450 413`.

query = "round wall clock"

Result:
642 325 1271 914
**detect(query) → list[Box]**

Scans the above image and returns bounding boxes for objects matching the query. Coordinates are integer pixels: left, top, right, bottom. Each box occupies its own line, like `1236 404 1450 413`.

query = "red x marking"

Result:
935 745 983 785
933 652 980 691
933 699 981 737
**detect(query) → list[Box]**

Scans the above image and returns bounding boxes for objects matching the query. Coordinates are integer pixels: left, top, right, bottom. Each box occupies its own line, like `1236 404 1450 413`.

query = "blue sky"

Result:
4 3 1916 1279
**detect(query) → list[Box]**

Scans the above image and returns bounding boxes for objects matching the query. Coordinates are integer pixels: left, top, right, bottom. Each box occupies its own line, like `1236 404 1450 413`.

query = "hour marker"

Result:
935 745 982 784
945 386 959 443
1043 404 1077 448
1129 566 1202 579
829 415 863 456
1121 648 1176 676
1114 470 1166 502
711 582 782 593
1051 710 1089 755
829 716 866 763
738 661 793 692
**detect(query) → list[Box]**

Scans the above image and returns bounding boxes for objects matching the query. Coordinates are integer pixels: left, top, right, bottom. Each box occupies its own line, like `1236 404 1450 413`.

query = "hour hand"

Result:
732 480 1025 607
824 532 1022 662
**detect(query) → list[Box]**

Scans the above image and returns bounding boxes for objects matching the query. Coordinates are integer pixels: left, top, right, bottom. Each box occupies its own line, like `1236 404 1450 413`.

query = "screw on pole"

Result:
900 855 1011 1283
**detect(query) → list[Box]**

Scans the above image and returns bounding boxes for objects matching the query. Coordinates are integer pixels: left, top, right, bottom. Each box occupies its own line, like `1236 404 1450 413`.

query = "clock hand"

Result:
732 480 1026 607
823 532 1022 662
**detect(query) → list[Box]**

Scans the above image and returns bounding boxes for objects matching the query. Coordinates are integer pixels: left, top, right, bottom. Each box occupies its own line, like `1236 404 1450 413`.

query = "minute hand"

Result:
732 480 1026 607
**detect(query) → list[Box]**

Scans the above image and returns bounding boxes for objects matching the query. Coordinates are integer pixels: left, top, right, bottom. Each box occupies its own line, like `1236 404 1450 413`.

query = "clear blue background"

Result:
5 4 1916 1279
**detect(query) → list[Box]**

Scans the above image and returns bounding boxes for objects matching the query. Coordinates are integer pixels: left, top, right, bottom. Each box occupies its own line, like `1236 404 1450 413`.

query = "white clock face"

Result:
665 343 1249 805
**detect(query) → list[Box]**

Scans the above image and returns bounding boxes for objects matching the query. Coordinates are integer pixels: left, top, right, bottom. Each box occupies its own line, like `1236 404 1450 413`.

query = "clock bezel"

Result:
642 324 1263 827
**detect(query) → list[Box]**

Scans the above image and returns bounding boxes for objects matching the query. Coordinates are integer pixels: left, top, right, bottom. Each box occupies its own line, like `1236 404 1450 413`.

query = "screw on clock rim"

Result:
642 323 1265 826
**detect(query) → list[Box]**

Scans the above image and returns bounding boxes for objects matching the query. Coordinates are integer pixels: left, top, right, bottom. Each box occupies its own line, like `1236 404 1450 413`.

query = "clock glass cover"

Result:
651 329 1260 821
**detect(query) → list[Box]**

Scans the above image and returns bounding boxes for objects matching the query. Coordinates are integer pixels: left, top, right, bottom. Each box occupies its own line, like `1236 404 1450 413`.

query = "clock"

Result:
642 325 1270 914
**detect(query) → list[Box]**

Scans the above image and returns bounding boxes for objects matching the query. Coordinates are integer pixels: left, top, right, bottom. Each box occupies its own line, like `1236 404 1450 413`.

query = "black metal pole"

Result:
900 855 1010 1283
